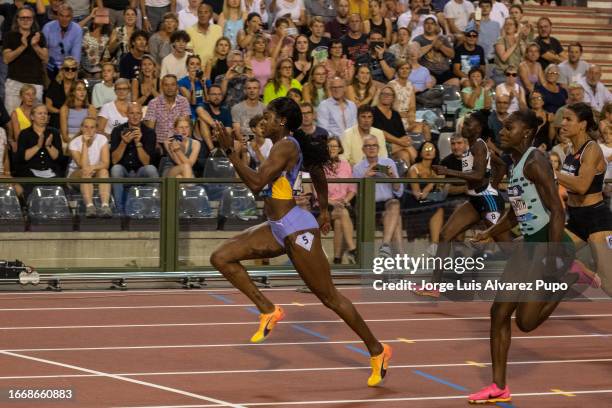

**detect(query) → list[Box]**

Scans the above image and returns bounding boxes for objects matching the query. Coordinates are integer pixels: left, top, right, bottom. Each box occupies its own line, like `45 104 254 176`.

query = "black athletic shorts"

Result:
567 201 612 242
468 193 505 224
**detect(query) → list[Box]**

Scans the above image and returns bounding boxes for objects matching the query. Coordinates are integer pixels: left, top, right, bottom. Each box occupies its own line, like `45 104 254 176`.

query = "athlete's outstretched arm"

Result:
215 122 293 194
555 143 603 195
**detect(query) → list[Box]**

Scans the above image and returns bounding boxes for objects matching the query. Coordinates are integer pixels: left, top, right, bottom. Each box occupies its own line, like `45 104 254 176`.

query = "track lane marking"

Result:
0 357 610 379
109 389 612 407
1 314 609 330
2 333 609 352
0 350 245 408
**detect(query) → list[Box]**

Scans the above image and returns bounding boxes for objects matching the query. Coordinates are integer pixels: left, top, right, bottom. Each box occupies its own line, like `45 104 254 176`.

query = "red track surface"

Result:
0 287 610 408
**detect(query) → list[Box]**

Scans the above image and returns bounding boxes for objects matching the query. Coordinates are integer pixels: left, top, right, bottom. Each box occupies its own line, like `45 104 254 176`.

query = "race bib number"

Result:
295 232 314 252
485 211 501 224
509 195 528 218
462 153 474 172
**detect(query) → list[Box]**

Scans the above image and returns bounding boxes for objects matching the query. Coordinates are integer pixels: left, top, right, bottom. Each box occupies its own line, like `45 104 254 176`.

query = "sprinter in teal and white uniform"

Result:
414 110 513 298
467 110 579 405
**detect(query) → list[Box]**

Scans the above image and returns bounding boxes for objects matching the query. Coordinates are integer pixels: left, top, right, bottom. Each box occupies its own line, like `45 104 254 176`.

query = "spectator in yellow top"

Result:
263 58 302 105
186 3 222 66
349 0 369 21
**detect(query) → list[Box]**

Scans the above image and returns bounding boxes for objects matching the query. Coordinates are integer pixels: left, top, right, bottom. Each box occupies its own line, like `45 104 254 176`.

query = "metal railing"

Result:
1 177 609 285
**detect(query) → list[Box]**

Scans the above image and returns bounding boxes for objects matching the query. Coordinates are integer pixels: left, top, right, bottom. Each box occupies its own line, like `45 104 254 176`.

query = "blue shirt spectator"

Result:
353 156 403 202
316 79 358 137
178 76 205 118
41 5 82 75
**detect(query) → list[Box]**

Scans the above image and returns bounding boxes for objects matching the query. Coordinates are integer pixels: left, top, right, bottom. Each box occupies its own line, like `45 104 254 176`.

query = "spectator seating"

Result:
27 186 72 232
217 185 262 231
524 4 612 87
124 185 161 231
0 186 24 232
179 184 217 230
202 155 235 201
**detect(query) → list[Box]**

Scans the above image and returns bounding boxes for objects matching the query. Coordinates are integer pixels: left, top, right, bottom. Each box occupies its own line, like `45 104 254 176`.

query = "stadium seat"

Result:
438 132 454 160
68 189 121 232
217 185 262 231
27 186 73 232
178 185 217 230
0 186 25 232
202 155 235 201
125 185 161 231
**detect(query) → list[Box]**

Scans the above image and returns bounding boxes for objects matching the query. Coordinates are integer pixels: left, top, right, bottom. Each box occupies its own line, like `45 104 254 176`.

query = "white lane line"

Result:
110 389 612 408
0 301 485 311
1 314 610 331
0 358 610 380
0 350 245 408
4 333 610 352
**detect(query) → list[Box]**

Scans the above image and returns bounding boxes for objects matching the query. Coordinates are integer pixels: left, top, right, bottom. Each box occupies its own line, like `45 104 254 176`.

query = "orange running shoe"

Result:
367 343 392 387
250 305 285 343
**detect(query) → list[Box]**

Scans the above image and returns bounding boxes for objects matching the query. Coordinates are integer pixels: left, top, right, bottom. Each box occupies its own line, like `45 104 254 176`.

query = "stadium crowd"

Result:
0 0 611 263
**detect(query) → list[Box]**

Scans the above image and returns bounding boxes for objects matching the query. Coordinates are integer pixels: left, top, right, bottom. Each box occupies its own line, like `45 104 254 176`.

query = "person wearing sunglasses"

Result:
41 4 82 80
452 28 486 87
3 5 48 117
45 56 79 130
495 65 526 114
533 63 568 114
464 0 501 69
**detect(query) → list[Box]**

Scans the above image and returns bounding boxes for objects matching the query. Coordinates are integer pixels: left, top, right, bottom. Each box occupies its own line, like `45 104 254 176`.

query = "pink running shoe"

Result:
468 383 511 404
569 260 601 288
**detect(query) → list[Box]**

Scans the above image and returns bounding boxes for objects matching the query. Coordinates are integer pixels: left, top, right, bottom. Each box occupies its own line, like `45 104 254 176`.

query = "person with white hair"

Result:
578 65 612 113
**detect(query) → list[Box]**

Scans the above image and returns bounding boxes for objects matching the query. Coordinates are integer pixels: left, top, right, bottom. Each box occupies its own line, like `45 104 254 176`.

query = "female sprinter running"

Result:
468 110 579 404
556 102 612 295
210 97 391 387
415 110 513 297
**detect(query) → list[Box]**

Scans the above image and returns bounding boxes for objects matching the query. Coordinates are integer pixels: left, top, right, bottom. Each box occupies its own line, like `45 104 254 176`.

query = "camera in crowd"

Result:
370 41 385 53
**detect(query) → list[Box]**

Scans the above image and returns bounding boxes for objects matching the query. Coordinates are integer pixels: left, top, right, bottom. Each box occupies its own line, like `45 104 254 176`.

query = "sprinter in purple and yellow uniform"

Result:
210 97 391 387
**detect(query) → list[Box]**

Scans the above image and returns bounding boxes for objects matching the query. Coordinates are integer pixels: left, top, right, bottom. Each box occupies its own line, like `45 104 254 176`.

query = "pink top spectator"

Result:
324 159 357 202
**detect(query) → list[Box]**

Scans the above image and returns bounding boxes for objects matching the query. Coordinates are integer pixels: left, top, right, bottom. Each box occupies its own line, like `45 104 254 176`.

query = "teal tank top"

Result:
508 147 550 237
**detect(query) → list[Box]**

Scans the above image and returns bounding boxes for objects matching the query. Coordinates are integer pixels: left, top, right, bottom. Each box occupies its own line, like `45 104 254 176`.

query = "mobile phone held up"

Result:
374 164 389 174
172 134 183 142
369 41 385 53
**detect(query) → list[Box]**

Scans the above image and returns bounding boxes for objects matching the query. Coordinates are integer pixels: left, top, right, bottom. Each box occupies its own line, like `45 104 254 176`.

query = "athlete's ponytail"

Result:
267 97 331 171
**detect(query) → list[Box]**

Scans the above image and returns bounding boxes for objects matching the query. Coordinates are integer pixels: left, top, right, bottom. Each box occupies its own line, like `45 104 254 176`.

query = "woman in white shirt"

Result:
494 65 526 114
97 79 130 138
241 0 269 25
271 0 306 29
68 117 112 218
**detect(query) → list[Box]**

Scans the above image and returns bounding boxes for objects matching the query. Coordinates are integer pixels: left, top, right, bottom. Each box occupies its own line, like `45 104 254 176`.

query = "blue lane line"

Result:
496 403 514 408
413 370 468 392
291 324 330 340
245 307 260 315
209 294 234 304
344 344 370 357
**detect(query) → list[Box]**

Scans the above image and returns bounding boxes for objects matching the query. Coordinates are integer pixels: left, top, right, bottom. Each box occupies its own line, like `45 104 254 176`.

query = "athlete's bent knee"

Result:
318 291 343 311
515 315 539 333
